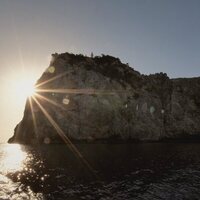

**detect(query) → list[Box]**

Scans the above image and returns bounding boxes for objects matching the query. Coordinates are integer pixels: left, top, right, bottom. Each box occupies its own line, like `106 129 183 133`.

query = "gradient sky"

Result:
0 0 200 142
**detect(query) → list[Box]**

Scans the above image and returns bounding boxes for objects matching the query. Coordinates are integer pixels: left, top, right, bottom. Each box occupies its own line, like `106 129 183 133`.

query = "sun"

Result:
14 78 36 98
8 73 37 106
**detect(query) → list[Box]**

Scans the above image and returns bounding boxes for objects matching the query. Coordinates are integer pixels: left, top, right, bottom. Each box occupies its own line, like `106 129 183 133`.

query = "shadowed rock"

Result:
8 52 200 144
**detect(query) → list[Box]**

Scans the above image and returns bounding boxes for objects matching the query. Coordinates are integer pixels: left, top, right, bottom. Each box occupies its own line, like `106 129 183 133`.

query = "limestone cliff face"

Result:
8 53 200 144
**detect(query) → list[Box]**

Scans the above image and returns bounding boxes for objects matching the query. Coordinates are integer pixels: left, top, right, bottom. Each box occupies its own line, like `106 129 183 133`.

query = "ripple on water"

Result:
0 144 44 200
0 143 200 199
0 174 43 200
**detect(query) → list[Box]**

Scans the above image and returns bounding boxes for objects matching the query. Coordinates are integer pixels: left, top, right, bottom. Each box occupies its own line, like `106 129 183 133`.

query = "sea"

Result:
0 143 200 200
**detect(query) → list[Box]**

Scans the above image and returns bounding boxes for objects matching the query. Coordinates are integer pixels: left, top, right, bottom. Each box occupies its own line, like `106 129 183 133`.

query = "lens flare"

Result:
9 75 36 107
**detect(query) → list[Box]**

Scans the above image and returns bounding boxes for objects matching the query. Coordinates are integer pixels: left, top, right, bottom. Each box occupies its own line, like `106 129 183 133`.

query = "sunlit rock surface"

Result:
8 53 200 144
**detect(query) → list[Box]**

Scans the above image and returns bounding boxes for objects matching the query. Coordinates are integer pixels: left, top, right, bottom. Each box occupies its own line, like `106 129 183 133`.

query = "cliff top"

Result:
48 52 172 89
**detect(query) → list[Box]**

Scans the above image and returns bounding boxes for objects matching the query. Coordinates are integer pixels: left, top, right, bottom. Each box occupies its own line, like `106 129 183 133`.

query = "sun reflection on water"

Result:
0 144 27 173
0 145 44 199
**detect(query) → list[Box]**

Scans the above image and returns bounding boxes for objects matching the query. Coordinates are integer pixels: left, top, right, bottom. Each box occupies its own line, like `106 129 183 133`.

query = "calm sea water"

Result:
0 143 200 199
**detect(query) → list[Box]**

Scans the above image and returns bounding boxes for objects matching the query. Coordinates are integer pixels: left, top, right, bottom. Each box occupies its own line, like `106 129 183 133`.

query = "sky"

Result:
0 0 200 142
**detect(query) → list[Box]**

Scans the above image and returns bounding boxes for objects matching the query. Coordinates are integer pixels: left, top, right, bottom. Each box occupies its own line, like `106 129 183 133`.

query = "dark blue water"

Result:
0 143 200 199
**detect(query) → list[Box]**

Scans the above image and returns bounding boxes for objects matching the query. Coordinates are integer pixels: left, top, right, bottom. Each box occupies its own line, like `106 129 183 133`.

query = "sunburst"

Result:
28 72 103 178
28 70 127 179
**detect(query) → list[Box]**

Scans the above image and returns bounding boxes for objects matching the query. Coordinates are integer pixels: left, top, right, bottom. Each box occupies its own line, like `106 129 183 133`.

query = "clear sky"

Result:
0 0 200 142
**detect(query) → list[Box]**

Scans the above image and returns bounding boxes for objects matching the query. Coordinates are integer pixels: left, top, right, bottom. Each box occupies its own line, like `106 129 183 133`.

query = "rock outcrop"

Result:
8 53 200 144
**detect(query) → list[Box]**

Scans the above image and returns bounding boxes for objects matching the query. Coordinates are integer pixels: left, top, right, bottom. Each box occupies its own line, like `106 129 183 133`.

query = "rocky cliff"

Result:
8 53 200 144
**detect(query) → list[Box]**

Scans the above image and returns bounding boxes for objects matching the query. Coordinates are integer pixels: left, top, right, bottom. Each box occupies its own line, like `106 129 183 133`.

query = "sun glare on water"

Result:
1 144 27 173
